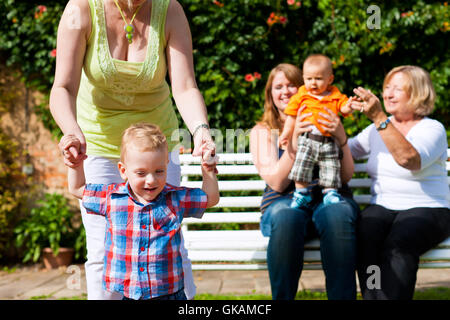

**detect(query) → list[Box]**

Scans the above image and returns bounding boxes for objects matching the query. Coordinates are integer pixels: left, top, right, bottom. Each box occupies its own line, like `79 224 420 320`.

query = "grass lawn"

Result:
194 287 450 300
27 287 449 300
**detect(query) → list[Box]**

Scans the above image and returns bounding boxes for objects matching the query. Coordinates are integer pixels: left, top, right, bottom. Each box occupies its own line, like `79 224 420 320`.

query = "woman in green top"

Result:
50 0 214 300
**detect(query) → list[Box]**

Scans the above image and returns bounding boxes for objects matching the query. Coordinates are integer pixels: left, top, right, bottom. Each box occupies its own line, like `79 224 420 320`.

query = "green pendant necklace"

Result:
113 0 145 44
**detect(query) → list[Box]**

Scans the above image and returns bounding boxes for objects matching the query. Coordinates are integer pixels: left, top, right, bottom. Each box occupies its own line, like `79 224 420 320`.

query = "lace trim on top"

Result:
93 0 168 105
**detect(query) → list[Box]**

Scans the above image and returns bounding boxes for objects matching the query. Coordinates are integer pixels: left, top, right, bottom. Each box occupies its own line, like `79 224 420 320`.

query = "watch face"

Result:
378 118 390 130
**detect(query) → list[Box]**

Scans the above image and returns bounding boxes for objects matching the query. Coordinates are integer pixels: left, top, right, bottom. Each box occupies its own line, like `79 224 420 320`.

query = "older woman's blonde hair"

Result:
120 122 167 161
383 65 436 117
258 63 303 131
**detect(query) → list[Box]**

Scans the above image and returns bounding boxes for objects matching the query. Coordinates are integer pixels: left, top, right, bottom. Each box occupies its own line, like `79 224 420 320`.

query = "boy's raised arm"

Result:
200 144 220 208
68 166 85 200
60 134 86 199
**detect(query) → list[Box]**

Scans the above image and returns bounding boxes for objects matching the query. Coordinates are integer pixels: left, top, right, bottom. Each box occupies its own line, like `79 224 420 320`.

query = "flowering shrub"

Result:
0 0 448 138
1 1 63 92
185 0 449 136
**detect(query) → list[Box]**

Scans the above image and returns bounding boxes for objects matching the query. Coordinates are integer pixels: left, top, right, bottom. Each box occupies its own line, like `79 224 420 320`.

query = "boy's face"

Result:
118 144 169 204
302 63 334 96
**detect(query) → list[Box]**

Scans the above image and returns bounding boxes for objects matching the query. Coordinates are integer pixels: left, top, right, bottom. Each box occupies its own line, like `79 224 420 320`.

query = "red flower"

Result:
401 11 413 18
253 72 261 80
245 74 255 82
267 12 288 26
37 5 47 13
288 0 301 8
34 5 47 19
212 0 224 7
50 49 57 58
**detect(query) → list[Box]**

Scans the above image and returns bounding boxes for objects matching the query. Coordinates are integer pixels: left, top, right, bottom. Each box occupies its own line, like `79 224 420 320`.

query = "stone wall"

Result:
0 65 72 204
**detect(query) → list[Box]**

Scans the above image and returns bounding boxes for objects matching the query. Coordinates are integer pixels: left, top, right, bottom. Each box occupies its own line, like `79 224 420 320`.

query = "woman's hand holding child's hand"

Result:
59 134 87 168
200 142 219 174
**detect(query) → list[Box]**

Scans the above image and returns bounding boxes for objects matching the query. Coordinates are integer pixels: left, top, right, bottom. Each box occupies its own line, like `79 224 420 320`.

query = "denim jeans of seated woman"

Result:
260 194 359 300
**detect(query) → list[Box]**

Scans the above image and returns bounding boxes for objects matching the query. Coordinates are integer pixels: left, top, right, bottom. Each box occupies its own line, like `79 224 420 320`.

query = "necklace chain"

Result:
113 0 145 44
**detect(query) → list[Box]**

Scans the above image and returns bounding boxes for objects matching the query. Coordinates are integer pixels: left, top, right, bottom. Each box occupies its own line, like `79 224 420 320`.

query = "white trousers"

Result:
80 152 196 300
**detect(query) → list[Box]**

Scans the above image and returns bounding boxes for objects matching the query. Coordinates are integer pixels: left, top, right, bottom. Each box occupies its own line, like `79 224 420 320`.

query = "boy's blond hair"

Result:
303 54 333 75
120 123 167 161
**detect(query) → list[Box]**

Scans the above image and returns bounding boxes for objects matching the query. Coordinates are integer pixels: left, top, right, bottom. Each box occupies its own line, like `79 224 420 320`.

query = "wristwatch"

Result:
376 118 391 131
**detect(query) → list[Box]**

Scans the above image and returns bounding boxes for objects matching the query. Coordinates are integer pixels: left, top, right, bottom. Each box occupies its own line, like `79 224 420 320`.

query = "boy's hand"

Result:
201 142 219 174
340 97 354 117
59 134 87 168
341 97 355 116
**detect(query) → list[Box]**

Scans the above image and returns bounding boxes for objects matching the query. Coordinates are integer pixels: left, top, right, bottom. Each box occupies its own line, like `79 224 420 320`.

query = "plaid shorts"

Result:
288 134 341 189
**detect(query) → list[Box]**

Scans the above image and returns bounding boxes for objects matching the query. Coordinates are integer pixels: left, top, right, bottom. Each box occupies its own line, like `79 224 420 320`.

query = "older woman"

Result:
250 63 359 300
349 65 450 300
50 0 214 300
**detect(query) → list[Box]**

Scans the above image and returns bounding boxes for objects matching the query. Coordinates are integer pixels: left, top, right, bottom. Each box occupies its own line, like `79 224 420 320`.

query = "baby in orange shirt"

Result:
279 54 352 208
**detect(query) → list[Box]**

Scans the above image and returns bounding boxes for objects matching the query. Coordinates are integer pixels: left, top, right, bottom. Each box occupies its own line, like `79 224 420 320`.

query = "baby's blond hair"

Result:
303 54 333 76
120 123 167 161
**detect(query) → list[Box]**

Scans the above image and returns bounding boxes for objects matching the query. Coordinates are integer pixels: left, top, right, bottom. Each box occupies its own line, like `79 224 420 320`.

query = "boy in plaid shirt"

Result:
62 123 219 300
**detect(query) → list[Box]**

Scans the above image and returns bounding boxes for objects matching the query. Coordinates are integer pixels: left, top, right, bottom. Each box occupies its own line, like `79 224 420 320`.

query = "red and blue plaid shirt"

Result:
82 182 207 300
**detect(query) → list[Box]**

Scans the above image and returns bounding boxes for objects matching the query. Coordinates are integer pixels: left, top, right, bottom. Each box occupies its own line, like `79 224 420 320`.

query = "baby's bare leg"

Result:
295 181 309 189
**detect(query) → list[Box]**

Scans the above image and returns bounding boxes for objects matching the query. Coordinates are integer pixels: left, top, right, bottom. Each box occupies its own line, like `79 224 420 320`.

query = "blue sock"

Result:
295 187 309 196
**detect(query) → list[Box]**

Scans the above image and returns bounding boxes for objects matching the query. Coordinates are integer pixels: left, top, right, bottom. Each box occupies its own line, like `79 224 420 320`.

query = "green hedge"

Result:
1 0 448 137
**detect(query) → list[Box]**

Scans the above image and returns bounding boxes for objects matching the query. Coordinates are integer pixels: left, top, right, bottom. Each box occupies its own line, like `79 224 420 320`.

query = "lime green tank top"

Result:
77 0 179 158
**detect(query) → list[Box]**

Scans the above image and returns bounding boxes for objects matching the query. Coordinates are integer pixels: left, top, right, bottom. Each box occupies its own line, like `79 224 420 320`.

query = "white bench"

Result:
180 150 450 270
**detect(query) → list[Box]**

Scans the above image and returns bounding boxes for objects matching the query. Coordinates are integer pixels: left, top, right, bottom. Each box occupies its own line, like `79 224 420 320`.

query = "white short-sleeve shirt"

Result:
349 117 449 210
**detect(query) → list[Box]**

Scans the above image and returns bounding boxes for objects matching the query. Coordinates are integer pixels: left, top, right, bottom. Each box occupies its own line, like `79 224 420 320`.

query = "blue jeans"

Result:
260 195 359 300
122 288 187 300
